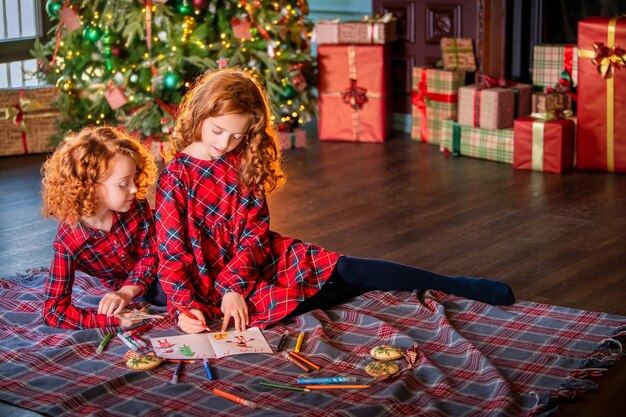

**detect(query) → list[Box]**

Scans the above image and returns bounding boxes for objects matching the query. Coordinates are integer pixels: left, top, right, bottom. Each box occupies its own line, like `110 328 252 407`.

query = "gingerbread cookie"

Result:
126 354 162 371
364 361 400 378
370 345 404 361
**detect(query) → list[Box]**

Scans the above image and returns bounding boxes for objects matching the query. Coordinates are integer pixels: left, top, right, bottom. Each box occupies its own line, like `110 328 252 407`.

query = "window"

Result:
0 0 52 88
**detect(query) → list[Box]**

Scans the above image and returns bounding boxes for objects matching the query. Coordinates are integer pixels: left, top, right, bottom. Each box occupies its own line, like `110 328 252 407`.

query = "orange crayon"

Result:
281 351 310 372
212 388 256 408
289 351 321 371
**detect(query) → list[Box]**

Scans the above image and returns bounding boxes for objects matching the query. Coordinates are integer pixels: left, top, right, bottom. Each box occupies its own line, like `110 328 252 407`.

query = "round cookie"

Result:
370 345 404 361
364 361 400 378
126 354 162 371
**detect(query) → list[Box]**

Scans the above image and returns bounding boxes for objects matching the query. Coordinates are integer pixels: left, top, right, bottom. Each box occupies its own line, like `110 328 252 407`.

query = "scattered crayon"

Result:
96 333 113 354
212 388 256 408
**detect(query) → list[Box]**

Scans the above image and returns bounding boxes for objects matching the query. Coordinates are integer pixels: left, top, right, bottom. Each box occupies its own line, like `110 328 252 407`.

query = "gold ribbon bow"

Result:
2 97 48 132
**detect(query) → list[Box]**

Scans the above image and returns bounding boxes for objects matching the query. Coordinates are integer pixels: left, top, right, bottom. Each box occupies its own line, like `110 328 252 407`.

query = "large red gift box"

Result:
513 116 576 173
577 16 626 172
318 45 391 142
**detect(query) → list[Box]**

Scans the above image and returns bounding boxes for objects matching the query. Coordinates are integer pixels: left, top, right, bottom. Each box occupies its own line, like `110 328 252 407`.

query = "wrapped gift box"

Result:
577 16 626 172
440 38 477 72
314 15 397 45
411 67 466 145
142 139 171 163
457 83 532 130
440 120 514 164
531 92 573 114
513 116 576 173
313 20 339 44
532 44 578 90
278 128 307 150
0 86 61 156
318 45 391 142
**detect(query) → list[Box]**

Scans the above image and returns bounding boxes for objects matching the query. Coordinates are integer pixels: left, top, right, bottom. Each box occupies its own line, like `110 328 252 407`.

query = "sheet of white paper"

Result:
208 326 272 358
149 327 272 359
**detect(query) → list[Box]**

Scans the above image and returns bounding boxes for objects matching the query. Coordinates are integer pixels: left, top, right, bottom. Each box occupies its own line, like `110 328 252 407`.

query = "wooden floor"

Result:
1 131 625 416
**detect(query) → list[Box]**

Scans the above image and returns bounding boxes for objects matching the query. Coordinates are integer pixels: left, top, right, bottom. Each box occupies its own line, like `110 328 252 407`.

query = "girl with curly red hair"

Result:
156 68 515 334
41 126 165 329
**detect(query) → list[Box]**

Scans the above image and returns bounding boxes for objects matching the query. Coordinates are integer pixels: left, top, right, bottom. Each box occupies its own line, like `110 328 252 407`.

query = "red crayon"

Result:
122 323 152 337
178 307 211 332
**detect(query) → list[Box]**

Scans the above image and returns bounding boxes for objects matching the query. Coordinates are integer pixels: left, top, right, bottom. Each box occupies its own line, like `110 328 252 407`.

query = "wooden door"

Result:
373 0 494 114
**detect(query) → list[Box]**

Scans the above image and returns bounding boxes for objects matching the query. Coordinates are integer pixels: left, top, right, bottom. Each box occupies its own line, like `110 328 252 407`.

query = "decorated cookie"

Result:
364 361 400 378
370 345 404 361
126 354 162 371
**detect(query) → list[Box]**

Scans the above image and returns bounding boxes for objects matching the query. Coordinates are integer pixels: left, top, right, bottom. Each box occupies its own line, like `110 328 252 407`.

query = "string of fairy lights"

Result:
36 0 315 139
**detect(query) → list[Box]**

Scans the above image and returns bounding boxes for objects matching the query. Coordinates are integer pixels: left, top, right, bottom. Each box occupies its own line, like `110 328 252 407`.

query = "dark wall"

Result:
505 0 625 83
542 0 625 44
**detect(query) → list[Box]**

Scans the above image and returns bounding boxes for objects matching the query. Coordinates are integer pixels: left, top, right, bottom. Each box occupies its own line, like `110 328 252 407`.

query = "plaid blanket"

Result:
1 270 624 417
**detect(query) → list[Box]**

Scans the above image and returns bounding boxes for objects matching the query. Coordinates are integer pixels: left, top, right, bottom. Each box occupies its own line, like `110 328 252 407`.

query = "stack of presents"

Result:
315 14 396 143
315 15 626 174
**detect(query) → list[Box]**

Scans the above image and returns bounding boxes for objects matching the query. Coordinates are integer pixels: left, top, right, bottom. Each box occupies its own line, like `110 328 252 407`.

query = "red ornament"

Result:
104 83 128 110
191 0 208 9
110 45 123 57
231 17 253 40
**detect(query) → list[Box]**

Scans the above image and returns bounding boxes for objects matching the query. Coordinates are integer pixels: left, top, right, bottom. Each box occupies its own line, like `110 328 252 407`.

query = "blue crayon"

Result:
203 358 214 381
171 361 183 385
296 376 357 385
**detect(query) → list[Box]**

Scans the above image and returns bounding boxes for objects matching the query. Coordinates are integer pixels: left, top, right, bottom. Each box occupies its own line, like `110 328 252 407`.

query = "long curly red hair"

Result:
41 126 158 224
168 68 285 197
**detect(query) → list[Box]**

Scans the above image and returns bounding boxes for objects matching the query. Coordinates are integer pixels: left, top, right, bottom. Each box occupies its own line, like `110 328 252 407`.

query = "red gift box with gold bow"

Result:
317 45 391 142
513 115 576 174
577 16 626 172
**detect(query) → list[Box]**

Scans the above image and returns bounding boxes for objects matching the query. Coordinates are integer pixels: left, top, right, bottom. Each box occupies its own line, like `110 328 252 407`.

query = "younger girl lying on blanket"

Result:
41 126 165 329
155 68 516 335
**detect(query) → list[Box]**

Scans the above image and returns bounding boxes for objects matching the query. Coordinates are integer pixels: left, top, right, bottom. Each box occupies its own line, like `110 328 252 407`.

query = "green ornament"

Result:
282 85 297 99
45 0 62 19
164 71 184 90
101 32 113 46
177 1 193 15
83 26 102 43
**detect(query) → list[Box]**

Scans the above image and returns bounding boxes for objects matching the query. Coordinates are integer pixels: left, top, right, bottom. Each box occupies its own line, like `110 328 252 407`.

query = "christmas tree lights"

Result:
31 0 316 144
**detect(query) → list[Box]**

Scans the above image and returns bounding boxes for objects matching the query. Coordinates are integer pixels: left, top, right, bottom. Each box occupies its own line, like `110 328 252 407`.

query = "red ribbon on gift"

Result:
545 69 577 103
563 45 574 80
482 75 516 88
413 71 429 142
472 75 519 126
15 90 28 154
592 41 626 79
342 79 368 110
412 70 459 142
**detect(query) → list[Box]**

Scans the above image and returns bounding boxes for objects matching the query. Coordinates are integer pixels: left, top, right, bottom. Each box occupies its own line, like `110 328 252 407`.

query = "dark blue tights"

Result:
140 279 167 307
288 256 515 318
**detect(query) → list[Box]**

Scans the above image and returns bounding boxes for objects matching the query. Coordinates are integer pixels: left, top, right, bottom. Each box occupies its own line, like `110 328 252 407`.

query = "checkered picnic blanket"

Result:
1 269 624 417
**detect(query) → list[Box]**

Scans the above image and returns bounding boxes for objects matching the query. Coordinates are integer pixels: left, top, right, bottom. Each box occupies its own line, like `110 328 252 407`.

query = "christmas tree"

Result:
31 0 315 144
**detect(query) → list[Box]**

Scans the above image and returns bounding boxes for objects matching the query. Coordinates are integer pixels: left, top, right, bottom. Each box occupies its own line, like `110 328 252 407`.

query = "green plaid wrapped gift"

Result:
440 119 514 164
532 44 578 89
411 67 465 145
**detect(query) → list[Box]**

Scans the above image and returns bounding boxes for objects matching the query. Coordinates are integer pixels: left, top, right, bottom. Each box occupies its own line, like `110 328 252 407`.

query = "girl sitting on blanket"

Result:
155 68 516 334
41 126 166 329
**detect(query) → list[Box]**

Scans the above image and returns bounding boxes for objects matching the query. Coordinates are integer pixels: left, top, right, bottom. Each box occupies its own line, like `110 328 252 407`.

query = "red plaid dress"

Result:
44 200 158 329
155 152 340 328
